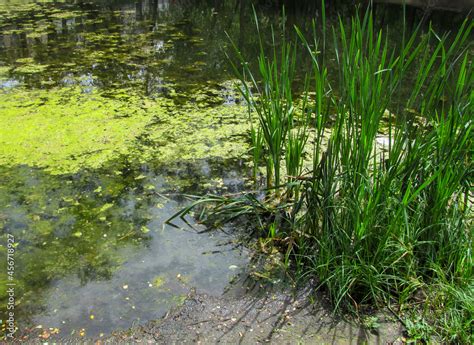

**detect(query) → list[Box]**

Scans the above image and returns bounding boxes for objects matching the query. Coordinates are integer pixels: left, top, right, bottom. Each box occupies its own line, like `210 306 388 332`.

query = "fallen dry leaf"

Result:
39 330 50 339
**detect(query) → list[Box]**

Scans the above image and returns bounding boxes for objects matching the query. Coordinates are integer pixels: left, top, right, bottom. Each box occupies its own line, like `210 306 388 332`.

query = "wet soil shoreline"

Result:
17 284 404 344
102 288 404 344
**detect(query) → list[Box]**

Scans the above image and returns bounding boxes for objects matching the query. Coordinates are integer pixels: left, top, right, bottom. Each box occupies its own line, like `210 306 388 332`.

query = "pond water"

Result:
0 0 467 341
0 0 263 339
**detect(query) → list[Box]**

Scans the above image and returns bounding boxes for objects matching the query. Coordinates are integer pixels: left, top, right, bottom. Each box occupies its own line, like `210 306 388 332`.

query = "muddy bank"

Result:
14 272 405 344
97 285 405 344
90 289 400 344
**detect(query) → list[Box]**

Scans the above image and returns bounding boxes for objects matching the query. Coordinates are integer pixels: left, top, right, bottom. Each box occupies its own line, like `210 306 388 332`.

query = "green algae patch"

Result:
0 83 250 175
152 276 166 289
14 62 49 74
0 66 11 76
0 87 164 174
140 103 249 164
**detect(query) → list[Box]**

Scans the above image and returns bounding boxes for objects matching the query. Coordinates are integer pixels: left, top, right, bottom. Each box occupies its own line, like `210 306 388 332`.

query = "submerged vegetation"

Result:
173 5 474 343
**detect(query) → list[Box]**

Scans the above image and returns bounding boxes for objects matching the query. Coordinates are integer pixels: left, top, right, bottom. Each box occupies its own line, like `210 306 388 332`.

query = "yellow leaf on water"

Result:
39 330 50 339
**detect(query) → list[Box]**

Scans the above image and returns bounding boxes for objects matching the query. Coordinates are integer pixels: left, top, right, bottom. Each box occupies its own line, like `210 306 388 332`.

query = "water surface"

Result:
0 0 258 339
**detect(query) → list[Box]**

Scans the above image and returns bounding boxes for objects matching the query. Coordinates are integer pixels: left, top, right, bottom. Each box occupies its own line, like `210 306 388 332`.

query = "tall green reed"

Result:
176 3 473 342
227 8 310 192
293 5 472 341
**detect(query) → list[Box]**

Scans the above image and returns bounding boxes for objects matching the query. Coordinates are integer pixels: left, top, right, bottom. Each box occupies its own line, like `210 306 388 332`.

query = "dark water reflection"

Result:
0 0 264 97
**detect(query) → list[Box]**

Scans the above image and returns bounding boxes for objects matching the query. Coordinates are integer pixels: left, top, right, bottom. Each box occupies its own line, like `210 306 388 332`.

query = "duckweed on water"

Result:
0 86 249 175
152 276 165 289
0 65 9 76
0 87 159 174
13 63 49 74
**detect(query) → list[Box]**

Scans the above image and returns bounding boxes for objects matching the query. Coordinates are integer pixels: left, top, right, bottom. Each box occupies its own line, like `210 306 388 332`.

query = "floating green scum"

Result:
0 86 249 175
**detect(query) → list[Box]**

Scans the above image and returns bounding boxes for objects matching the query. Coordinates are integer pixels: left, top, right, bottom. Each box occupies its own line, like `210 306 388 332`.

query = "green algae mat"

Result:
0 86 249 174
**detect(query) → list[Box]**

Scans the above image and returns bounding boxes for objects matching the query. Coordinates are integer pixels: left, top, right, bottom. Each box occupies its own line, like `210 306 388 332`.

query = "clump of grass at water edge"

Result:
169 4 473 343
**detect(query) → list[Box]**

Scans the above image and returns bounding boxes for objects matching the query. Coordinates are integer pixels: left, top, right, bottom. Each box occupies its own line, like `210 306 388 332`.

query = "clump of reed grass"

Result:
170 3 473 342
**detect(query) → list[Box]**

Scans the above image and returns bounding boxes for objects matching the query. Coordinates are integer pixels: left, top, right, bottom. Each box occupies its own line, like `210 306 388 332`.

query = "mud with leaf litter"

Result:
19 280 405 344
